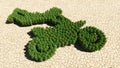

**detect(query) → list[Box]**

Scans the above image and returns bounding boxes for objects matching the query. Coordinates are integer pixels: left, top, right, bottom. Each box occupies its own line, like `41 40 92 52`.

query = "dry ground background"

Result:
0 0 120 68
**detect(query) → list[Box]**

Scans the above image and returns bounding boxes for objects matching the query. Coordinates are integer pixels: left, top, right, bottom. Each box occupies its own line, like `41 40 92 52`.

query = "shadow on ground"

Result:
27 31 35 38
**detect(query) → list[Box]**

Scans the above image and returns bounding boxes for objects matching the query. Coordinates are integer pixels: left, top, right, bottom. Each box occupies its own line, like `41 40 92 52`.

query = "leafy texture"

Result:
27 37 56 61
7 7 62 26
7 7 107 61
78 26 106 51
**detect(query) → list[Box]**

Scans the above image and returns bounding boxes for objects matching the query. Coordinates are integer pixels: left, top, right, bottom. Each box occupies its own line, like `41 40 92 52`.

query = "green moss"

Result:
7 7 107 61
7 7 62 26
27 37 56 61
78 26 106 51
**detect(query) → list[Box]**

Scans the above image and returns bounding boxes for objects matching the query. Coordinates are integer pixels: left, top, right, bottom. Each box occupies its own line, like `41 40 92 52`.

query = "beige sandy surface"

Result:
0 0 120 68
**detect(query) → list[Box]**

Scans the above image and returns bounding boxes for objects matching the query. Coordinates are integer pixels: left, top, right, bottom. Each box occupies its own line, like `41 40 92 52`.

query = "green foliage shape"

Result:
78 26 106 51
7 7 107 61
